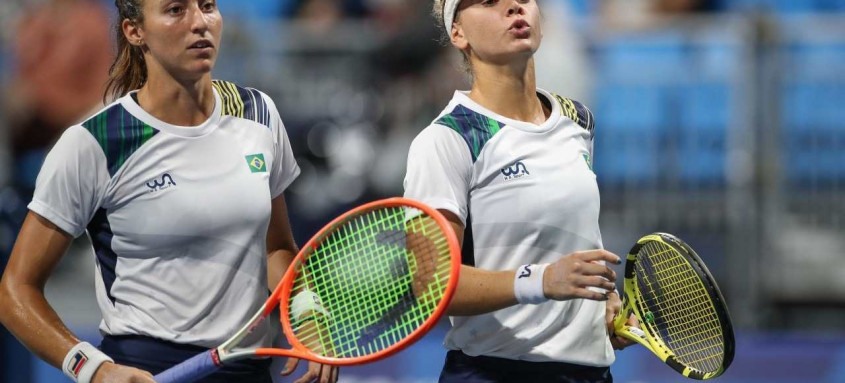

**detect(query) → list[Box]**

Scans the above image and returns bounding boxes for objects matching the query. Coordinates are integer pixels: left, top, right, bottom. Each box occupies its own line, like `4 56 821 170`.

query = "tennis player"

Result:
0 1 337 382
403 0 637 381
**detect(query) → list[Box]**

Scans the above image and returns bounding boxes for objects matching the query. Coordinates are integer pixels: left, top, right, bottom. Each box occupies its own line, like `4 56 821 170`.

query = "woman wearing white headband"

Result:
403 0 637 381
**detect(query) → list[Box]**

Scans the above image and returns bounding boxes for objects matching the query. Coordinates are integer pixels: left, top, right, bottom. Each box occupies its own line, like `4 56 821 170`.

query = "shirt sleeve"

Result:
27 125 110 237
264 93 301 199
403 124 473 226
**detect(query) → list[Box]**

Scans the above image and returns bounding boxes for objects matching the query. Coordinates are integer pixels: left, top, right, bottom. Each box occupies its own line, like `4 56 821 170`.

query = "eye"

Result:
481 0 497 6
201 0 216 12
166 5 184 15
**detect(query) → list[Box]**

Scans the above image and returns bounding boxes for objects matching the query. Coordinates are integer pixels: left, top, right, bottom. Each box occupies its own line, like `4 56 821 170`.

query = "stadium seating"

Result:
592 29 739 187
593 84 666 186
678 84 731 185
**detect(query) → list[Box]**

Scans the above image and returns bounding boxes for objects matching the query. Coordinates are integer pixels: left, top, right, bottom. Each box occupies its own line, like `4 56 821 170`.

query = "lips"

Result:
188 40 214 49
509 19 530 31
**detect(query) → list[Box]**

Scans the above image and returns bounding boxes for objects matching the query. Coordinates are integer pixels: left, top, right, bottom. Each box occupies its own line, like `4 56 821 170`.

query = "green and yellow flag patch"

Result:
245 153 267 173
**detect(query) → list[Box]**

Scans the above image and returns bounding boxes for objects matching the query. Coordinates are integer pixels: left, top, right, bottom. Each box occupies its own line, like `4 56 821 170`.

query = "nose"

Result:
507 0 525 16
188 4 209 34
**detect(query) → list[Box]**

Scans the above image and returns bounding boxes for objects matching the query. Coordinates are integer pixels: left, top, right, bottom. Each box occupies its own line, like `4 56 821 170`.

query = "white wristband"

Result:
514 264 549 304
62 341 113 383
290 290 330 320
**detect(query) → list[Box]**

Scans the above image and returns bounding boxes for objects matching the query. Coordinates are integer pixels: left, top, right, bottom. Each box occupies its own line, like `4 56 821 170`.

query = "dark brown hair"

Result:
104 0 147 102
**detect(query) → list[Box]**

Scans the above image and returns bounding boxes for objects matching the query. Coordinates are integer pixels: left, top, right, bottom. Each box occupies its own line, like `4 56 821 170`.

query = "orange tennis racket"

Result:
155 197 461 383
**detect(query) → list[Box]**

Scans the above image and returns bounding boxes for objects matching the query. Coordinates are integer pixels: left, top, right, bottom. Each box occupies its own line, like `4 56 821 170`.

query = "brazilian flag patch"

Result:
245 153 267 173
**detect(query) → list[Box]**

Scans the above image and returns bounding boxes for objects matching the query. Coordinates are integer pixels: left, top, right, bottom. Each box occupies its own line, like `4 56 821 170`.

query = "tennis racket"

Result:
613 232 735 380
155 197 461 383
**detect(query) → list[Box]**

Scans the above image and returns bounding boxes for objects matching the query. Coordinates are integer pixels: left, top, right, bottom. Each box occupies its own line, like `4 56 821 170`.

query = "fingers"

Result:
573 249 622 265
318 364 338 383
292 362 337 383
566 287 609 301
543 249 621 301
282 357 300 376
575 275 617 292
577 262 617 281
292 365 319 383
330 366 339 383
605 292 622 333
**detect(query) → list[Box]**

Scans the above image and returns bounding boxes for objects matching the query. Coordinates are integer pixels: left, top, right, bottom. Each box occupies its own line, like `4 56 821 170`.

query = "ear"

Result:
122 18 145 47
450 21 469 51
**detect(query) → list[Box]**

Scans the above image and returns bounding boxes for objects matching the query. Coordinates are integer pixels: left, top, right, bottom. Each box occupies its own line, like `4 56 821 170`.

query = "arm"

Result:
0 212 154 383
266 195 338 383
439 210 621 317
0 212 77 367
266 195 298 289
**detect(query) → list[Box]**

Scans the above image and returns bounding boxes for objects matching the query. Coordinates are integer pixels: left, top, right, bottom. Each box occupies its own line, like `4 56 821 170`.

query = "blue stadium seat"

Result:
677 84 731 185
779 38 845 186
593 84 667 186
782 83 845 184
596 31 687 83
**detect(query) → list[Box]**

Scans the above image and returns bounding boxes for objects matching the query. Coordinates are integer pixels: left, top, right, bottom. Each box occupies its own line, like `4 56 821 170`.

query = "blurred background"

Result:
1 0 844 382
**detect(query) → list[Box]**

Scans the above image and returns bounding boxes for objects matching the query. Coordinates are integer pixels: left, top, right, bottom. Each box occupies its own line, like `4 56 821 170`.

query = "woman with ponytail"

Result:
0 1 337 382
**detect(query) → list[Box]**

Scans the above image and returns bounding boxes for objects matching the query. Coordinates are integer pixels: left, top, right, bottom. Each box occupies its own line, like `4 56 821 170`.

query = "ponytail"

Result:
104 0 146 103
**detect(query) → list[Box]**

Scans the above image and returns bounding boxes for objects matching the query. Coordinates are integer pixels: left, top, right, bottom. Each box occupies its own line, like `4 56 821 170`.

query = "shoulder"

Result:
547 92 595 137
79 101 159 176
431 104 506 163
212 79 274 128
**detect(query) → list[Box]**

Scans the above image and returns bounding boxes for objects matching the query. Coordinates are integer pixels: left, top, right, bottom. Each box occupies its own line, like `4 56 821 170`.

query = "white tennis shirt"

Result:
404 89 614 366
29 81 299 349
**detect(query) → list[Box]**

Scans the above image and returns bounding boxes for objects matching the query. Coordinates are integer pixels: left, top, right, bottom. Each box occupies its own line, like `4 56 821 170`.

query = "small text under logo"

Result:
501 160 530 181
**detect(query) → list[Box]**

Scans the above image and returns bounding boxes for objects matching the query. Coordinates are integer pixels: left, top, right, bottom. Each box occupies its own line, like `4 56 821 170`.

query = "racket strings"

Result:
636 241 725 373
295 212 405 355
288 207 453 359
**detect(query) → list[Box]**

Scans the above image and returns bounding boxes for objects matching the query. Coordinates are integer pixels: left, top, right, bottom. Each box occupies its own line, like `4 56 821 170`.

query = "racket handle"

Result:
154 350 220 383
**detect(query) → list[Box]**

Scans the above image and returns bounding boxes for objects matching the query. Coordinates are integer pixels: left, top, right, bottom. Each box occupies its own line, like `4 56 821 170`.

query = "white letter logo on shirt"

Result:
146 173 177 192
501 160 530 181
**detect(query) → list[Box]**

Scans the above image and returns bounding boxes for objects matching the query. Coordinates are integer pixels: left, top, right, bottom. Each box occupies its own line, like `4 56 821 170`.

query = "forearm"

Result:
267 248 296 289
0 281 79 368
446 265 518 316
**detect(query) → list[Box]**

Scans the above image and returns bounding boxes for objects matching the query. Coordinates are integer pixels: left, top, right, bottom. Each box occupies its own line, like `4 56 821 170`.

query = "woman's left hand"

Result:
605 290 638 350
282 358 338 383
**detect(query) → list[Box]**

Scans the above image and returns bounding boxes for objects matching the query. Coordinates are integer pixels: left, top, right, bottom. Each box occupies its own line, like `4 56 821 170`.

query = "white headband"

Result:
443 0 461 35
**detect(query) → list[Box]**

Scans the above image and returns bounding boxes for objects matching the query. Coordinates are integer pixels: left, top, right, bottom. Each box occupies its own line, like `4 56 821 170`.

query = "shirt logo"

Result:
245 153 267 173
146 173 177 192
501 160 530 181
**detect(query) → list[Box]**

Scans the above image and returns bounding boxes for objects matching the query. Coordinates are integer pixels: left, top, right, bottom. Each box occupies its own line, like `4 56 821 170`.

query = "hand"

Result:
605 290 638 350
542 250 620 301
282 358 339 383
92 362 155 383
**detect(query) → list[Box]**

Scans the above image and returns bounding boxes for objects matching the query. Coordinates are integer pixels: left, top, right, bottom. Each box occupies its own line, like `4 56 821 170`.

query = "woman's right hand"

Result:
542 250 621 301
92 362 156 383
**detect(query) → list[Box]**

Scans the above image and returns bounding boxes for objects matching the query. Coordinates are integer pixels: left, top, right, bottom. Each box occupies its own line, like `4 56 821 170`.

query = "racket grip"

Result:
154 350 220 383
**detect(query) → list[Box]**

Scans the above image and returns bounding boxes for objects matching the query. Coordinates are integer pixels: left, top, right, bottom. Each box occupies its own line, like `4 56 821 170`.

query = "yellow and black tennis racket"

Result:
613 232 735 380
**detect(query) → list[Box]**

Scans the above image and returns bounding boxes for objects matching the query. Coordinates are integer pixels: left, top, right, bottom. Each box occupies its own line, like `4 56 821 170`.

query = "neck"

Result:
467 57 548 125
136 66 215 127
